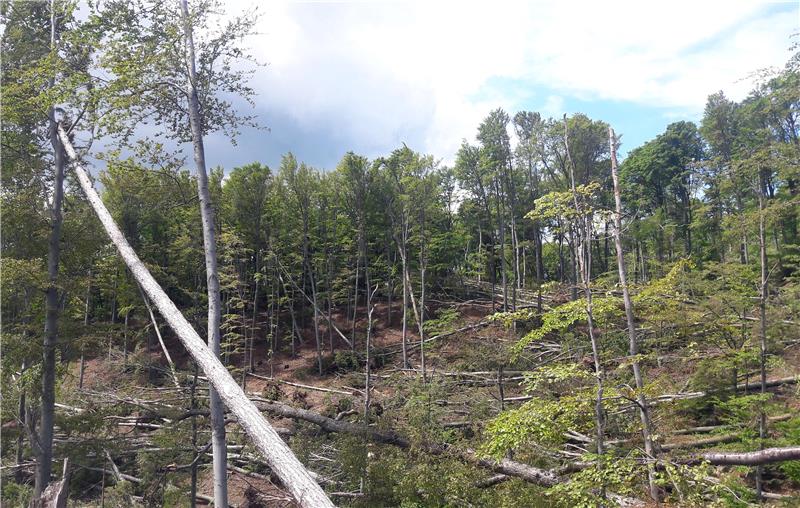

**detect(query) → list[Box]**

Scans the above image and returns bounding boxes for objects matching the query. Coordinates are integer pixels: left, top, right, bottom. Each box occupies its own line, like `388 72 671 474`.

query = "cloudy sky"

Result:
201 0 799 171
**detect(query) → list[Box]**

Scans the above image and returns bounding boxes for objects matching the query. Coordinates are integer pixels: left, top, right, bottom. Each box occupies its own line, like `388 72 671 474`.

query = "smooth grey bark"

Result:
59 124 334 508
564 116 605 467
138 283 180 388
756 169 769 502
401 237 409 369
79 278 91 390
16 360 28 483
364 284 378 422
609 128 658 502
417 206 427 379
178 1 227 504
36 2 66 494
703 446 800 466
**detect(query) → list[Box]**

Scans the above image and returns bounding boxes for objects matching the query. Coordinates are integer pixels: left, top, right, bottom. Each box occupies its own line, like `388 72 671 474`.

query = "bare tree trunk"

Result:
756 169 769 502
250 274 259 373
564 116 605 491
496 176 508 311
532 226 542 312
80 278 91 390
401 241 409 369
289 290 299 357
37 3 66 493
138 283 180 387
311 272 323 376
351 256 360 351
190 365 199 508
610 128 658 502
418 213 427 380
178 1 228 504
16 360 28 483
364 285 378 422
123 310 129 364
60 125 334 508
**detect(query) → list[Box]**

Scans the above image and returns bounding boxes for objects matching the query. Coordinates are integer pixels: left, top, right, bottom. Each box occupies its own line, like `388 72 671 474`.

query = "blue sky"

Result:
197 0 799 172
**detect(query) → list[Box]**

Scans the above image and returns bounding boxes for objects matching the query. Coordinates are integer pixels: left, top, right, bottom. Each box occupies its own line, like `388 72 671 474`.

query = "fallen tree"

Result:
247 395 643 506
702 447 800 466
58 124 334 508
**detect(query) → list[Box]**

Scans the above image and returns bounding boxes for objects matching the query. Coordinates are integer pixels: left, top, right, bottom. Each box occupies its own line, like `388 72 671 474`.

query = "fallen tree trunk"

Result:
59 125 334 508
247 395 642 506
702 446 800 466
651 376 799 405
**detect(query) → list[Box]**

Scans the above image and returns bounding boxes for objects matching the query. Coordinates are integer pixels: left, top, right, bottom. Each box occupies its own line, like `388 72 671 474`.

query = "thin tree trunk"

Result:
138 283 180 387
364 285 378 422
610 128 658 502
535 226 543 312
401 242 409 369
351 256 359 351
190 364 199 508
123 310 129 364
80 278 91 390
418 211 427 380
756 169 769 502
16 360 28 483
36 2 66 492
311 271 323 376
564 116 605 492
60 124 334 508
178 1 227 504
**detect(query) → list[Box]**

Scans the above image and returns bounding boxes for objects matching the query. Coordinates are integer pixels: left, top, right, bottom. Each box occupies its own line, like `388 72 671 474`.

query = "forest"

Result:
2 0 799 506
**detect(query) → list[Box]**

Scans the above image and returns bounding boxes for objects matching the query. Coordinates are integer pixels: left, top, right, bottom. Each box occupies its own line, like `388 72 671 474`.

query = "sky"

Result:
199 0 800 171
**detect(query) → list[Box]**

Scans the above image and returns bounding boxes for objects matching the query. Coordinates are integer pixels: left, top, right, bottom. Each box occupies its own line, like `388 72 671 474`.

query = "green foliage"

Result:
423 307 460 336
775 417 800 484
1 482 32 507
547 456 638 508
512 296 620 355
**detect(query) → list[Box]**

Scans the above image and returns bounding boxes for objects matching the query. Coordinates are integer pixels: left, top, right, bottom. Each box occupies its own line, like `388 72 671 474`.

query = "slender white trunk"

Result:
401 244 409 369
59 124 334 507
138 283 180 387
756 170 769 502
610 128 658 502
564 116 605 477
178 1 226 503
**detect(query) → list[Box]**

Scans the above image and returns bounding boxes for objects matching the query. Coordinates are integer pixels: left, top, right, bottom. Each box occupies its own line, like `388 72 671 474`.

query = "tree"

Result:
96 0 262 502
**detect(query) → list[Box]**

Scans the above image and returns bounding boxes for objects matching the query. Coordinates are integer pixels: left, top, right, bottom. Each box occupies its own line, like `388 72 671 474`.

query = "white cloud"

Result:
225 0 798 165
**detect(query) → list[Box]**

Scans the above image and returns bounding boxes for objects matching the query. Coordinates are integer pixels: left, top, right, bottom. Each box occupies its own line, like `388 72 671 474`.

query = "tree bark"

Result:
609 128 658 502
178 1 228 504
564 116 605 483
60 124 334 508
756 168 769 502
703 447 800 466
36 2 66 493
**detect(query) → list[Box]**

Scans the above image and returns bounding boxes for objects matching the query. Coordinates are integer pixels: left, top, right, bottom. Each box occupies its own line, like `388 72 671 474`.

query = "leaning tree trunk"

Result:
36 2 66 492
59 124 334 508
610 128 658 502
179 0 227 504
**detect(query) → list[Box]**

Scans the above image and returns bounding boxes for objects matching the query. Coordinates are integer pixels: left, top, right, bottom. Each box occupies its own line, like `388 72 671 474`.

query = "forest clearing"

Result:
2 0 800 506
